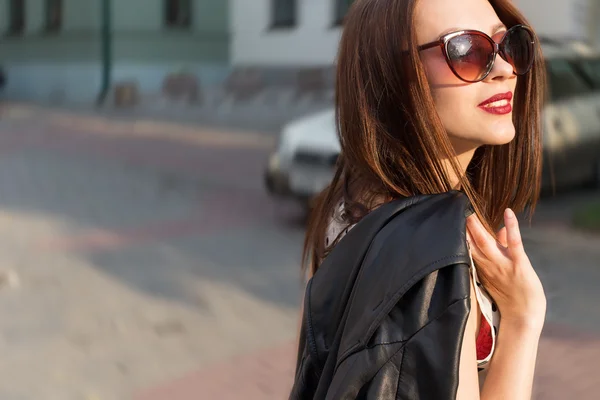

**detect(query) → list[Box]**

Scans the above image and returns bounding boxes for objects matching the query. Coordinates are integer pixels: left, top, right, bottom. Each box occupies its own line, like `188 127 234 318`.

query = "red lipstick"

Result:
478 92 513 115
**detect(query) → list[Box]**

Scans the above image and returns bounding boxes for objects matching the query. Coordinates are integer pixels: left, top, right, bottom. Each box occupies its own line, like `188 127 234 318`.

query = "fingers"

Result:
467 210 525 262
466 214 500 261
497 226 508 248
504 208 525 258
466 230 489 265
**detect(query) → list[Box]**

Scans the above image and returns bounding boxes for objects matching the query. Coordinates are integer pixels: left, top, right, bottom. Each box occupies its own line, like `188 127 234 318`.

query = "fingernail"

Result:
505 208 514 219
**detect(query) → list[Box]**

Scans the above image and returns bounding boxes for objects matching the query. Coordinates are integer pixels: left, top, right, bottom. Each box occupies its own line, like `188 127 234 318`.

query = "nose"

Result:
484 51 515 82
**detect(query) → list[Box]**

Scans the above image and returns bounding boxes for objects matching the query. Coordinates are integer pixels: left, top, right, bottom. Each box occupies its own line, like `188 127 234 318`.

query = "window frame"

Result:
7 0 25 37
164 0 193 30
45 0 62 34
271 0 297 30
332 0 353 27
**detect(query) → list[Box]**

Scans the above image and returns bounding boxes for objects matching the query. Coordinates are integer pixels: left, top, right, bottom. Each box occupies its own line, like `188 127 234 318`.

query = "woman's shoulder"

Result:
325 192 471 249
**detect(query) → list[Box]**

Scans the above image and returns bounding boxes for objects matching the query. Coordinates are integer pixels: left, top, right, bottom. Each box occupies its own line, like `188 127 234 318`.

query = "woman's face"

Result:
416 0 518 156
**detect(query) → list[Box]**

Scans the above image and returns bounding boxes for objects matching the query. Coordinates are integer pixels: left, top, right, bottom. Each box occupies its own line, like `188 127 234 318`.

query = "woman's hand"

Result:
466 208 546 332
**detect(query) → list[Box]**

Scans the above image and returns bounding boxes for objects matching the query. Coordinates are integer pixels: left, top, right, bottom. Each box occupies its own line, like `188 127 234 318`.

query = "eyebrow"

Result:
438 22 507 37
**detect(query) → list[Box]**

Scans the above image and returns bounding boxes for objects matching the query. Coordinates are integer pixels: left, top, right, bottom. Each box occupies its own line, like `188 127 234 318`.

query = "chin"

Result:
483 129 516 145
447 121 516 151
478 118 516 146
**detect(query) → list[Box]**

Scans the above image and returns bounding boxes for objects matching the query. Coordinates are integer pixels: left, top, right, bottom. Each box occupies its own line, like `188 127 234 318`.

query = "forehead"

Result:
415 0 504 42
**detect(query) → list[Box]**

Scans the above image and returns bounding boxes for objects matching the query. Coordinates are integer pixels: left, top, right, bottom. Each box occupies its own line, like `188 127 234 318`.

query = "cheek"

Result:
433 88 469 118
431 86 480 135
421 51 464 86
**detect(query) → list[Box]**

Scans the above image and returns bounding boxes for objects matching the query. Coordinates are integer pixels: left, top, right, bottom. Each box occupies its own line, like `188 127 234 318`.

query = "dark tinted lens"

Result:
446 34 495 82
502 26 535 75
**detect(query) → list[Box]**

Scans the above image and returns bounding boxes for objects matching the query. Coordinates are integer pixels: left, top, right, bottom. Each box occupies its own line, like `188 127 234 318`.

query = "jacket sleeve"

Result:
289 280 323 400
393 292 471 399
324 264 472 400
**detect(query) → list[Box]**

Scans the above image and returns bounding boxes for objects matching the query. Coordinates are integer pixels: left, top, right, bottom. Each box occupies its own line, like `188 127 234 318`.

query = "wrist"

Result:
501 314 545 336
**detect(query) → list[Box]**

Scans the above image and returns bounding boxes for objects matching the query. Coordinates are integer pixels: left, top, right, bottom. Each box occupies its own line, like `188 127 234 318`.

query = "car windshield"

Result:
575 58 600 89
546 59 593 101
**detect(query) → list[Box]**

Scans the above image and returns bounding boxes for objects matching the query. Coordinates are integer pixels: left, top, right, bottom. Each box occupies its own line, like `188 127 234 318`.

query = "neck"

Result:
443 148 478 189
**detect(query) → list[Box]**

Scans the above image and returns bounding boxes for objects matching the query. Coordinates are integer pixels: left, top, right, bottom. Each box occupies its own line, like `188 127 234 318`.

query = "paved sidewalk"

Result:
0 103 302 399
0 102 597 399
135 341 297 400
135 322 600 400
534 324 600 400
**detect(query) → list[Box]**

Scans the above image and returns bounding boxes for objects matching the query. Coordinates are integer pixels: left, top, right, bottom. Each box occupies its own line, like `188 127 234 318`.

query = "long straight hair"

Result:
303 0 546 275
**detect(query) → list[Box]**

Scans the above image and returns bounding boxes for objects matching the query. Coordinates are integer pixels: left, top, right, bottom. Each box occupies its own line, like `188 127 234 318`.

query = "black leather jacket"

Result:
290 191 474 399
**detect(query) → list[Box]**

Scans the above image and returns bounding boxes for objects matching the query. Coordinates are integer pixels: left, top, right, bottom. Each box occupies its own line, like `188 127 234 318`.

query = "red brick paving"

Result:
134 341 296 400
135 323 600 400
533 324 600 400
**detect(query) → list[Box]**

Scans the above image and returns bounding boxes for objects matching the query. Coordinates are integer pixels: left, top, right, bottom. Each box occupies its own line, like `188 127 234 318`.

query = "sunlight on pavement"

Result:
0 104 37 120
2 103 276 150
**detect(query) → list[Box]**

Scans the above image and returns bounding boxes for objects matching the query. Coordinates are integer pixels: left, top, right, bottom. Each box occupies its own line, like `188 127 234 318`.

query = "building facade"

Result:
231 0 350 66
2 0 598 104
514 0 599 45
0 0 230 103
231 0 600 67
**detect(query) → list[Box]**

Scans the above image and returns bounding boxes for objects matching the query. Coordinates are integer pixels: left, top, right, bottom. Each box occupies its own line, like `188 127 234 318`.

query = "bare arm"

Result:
457 277 542 400
460 208 546 400
456 277 482 400
479 321 541 399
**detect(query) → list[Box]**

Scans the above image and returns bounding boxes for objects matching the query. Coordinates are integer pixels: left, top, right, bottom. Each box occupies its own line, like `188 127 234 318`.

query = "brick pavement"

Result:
134 341 297 400
0 103 597 399
534 324 600 400
134 322 600 400
0 104 303 399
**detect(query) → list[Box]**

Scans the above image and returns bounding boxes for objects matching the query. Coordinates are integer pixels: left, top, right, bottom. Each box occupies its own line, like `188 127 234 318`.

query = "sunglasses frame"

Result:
418 24 536 83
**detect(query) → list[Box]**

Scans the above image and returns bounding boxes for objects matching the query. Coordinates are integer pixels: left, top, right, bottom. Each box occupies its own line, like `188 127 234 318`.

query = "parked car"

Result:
265 41 600 207
542 43 600 191
265 108 339 203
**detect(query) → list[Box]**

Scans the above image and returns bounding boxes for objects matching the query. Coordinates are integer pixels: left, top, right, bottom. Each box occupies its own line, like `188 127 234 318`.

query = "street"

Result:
0 103 598 399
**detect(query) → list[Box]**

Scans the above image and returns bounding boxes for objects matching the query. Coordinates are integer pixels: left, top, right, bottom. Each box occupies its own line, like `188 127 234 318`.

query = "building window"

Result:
7 0 25 36
45 0 62 33
333 0 354 26
271 0 297 29
165 0 192 29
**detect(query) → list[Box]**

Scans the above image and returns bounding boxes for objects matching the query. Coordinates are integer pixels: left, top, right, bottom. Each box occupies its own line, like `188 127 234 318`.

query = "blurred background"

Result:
0 0 598 399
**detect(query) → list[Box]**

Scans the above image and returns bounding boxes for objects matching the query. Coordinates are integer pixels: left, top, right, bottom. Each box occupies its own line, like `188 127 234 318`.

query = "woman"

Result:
291 0 547 398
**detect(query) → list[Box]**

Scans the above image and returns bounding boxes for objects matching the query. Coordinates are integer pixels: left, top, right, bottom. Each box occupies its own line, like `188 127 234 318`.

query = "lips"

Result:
478 91 513 115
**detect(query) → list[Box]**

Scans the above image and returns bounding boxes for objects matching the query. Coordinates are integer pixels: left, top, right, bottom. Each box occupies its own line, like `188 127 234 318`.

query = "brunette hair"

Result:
303 0 546 275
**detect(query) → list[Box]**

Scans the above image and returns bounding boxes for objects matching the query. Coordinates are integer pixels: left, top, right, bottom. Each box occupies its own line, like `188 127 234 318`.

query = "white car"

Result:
265 41 600 206
265 108 339 203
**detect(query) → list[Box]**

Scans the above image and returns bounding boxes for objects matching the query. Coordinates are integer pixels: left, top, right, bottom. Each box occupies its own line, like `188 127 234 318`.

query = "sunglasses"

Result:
418 24 536 83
